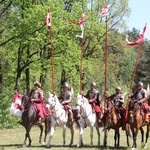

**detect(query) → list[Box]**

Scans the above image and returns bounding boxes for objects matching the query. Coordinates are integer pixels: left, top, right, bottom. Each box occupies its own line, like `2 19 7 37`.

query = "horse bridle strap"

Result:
80 107 92 119
52 111 64 121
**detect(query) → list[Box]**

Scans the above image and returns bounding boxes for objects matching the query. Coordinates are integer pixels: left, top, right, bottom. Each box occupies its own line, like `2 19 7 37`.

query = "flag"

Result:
45 9 51 27
126 24 147 46
65 12 85 38
100 4 108 16
73 12 85 38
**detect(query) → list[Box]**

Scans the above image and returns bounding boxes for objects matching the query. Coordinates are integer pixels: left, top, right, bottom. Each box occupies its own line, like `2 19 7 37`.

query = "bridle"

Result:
77 97 93 126
49 95 65 125
21 95 31 112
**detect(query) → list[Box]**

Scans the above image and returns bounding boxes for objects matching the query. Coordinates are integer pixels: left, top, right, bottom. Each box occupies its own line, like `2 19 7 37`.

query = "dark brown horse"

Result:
21 93 50 147
127 98 150 149
103 101 130 147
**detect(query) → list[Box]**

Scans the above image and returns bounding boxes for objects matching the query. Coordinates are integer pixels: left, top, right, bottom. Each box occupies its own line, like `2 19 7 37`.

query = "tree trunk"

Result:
25 46 30 92
15 45 22 90
0 59 2 93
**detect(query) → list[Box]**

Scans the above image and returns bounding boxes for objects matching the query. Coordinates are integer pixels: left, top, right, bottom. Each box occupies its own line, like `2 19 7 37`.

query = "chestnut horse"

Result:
127 98 150 149
21 93 50 147
103 100 131 147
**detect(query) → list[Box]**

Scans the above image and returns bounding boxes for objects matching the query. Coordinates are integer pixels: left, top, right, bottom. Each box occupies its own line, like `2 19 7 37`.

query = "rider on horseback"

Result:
132 81 149 123
107 87 126 130
59 82 73 124
31 81 50 123
85 82 102 124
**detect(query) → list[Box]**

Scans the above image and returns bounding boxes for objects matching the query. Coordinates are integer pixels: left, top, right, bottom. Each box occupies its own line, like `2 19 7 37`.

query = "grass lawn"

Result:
0 125 148 150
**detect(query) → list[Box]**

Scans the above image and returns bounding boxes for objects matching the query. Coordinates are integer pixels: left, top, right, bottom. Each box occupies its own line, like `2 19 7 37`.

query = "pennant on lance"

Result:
45 9 51 27
65 11 85 38
126 24 147 46
100 4 108 16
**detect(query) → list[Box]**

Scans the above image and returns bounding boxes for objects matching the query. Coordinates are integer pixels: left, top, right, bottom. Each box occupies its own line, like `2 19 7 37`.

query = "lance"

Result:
45 9 55 93
80 38 84 91
125 23 147 118
125 43 143 115
104 15 108 108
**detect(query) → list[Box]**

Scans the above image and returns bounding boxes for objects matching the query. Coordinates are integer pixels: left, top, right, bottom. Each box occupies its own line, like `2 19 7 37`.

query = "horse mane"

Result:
83 96 90 106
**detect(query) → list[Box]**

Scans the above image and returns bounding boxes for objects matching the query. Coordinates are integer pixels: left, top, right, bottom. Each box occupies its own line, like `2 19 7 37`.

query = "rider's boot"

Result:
38 117 44 124
97 112 102 125
68 109 73 125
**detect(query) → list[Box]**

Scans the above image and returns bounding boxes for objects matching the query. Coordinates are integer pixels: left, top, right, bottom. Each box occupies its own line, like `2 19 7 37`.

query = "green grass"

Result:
0 125 149 150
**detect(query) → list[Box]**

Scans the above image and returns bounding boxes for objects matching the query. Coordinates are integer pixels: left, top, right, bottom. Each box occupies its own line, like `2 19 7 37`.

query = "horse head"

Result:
21 93 30 111
48 92 58 108
76 93 89 107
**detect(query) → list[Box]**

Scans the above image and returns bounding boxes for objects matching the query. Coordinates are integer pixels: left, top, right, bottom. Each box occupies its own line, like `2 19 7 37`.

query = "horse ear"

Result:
49 92 51 97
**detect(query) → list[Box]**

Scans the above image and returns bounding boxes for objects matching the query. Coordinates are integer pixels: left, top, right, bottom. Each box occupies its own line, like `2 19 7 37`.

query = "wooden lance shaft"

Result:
104 15 108 108
129 43 143 93
125 43 143 116
49 26 55 93
80 38 84 91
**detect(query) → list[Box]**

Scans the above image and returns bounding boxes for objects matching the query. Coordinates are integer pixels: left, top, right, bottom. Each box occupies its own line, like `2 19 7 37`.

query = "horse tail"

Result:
72 108 80 130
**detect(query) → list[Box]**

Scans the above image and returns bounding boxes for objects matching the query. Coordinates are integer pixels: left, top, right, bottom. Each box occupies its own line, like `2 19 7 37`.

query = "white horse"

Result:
46 93 74 147
76 94 100 147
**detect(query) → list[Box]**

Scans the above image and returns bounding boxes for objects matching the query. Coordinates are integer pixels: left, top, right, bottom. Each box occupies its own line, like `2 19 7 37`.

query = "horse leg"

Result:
125 124 130 147
96 126 100 146
132 127 139 149
103 129 108 147
90 126 94 147
46 125 55 148
77 125 84 147
62 125 66 146
118 130 120 147
43 116 50 145
140 127 144 148
27 130 32 146
144 124 150 149
37 123 43 144
22 131 28 147
114 130 117 147
69 125 74 146
23 126 32 147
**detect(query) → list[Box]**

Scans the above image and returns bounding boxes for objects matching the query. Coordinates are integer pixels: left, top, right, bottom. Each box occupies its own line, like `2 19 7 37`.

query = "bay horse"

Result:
76 94 100 147
21 92 50 147
103 94 130 147
127 98 150 149
46 93 74 147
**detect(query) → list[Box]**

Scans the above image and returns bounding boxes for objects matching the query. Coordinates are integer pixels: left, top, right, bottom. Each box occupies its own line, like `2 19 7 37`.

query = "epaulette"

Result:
37 88 43 93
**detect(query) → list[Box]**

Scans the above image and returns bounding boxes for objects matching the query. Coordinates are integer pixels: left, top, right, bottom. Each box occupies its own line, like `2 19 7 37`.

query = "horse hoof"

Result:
46 145 51 148
43 141 46 145
69 143 73 146
22 143 26 148
77 144 81 148
141 142 145 148
144 143 147 149
132 148 137 150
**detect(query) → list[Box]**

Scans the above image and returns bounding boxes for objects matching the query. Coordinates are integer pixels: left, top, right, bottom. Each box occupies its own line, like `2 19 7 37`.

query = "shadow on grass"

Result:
0 144 130 149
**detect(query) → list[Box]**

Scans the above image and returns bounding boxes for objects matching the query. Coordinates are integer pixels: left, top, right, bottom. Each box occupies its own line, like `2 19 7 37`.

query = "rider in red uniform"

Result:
85 82 102 124
132 81 149 123
107 87 126 130
31 81 50 123
59 82 73 124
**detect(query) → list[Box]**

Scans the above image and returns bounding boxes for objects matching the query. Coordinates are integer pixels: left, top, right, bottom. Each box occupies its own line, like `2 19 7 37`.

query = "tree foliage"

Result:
1 0 149 129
